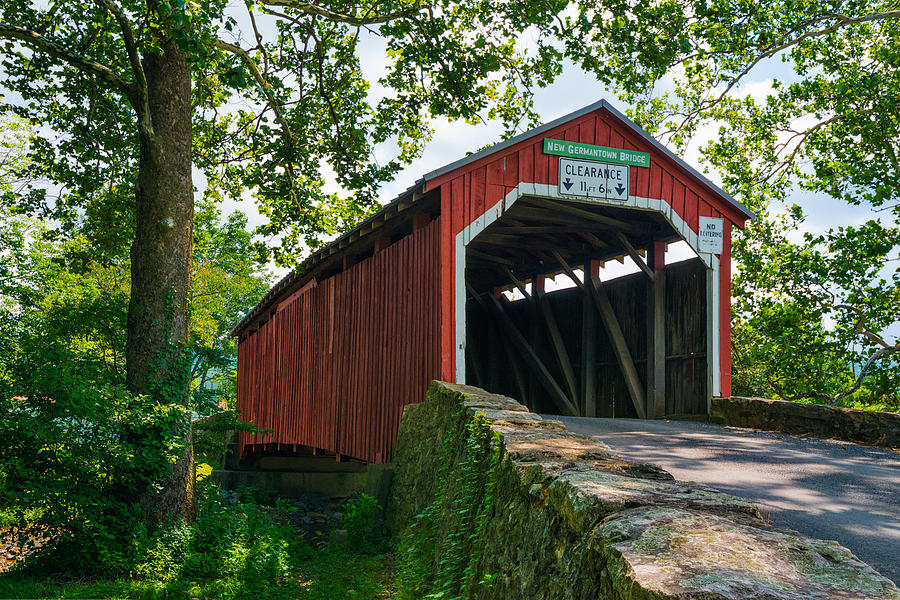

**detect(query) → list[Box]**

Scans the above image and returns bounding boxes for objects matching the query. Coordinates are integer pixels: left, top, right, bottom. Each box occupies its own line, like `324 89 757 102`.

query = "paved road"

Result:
553 416 900 584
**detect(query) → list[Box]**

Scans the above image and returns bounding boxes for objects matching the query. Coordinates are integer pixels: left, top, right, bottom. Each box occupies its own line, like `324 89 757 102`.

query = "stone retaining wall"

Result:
389 381 900 599
711 396 900 448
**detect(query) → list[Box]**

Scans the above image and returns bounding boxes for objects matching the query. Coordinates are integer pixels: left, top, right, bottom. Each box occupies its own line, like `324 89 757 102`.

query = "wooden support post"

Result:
646 241 666 418
527 274 544 410
581 259 601 417
588 275 647 419
488 294 579 416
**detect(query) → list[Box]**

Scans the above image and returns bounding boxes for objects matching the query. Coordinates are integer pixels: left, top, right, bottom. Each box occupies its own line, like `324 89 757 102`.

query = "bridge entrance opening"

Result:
463 195 710 419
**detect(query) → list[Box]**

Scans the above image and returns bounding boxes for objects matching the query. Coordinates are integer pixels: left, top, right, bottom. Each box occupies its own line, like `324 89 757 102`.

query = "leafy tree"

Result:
0 198 270 566
189 203 271 414
0 0 571 524
0 201 269 411
732 207 899 406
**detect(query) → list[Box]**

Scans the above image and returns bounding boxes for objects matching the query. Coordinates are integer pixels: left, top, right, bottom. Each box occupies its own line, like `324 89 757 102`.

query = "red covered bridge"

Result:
233 100 753 464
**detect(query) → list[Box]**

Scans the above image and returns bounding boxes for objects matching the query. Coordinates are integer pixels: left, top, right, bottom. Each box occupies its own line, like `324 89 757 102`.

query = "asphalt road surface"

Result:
553 416 900 584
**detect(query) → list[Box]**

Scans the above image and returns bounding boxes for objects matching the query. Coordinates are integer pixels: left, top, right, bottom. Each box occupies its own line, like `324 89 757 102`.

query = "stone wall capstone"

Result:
711 396 900 448
388 381 900 600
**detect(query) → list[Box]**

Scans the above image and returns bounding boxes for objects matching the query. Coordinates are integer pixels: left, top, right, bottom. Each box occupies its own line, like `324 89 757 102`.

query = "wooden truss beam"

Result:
551 250 586 292
502 268 531 300
520 197 639 233
501 333 529 404
535 287 579 404
616 232 654 279
493 224 612 235
577 231 608 250
467 247 516 267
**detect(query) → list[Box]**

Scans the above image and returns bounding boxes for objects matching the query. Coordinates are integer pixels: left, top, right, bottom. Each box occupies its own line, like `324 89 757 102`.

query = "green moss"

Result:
787 541 887 593
633 525 675 553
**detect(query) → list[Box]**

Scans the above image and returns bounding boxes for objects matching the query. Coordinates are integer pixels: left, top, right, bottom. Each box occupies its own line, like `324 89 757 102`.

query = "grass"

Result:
0 483 396 600
0 549 395 599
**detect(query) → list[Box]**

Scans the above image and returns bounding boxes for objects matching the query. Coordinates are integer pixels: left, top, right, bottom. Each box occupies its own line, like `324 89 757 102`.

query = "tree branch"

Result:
655 10 900 142
822 302 898 404
259 0 420 26
92 0 146 93
756 11 900 64
832 303 892 349
91 0 151 134
213 39 295 146
758 115 840 184
0 23 135 97
830 345 898 404
213 38 302 210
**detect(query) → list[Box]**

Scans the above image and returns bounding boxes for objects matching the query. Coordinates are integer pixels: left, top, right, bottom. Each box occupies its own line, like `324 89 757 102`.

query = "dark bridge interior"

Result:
464 196 709 419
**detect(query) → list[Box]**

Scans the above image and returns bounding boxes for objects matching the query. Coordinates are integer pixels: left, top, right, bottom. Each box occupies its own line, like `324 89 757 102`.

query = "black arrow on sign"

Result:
615 184 626 196
563 178 573 190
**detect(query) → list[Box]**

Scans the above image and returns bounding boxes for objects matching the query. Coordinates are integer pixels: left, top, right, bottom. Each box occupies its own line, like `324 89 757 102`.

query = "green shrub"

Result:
0 384 189 574
131 488 296 591
341 493 385 554
0 484 397 599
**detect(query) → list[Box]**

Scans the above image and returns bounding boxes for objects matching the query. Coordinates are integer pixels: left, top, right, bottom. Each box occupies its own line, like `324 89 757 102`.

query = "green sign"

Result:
543 138 650 167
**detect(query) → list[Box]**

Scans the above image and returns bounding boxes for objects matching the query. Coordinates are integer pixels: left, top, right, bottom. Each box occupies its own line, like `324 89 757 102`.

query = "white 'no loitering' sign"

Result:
698 216 724 254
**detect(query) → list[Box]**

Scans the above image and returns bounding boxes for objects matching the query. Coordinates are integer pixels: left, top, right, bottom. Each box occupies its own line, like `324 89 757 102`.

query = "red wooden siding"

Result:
236 217 441 463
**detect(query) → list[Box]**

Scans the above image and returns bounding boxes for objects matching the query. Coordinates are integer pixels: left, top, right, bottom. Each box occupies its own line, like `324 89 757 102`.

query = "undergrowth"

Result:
0 482 395 599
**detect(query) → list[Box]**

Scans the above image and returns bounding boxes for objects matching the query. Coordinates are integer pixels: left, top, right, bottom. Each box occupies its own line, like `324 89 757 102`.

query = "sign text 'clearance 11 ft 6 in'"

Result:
544 138 650 202
558 157 629 201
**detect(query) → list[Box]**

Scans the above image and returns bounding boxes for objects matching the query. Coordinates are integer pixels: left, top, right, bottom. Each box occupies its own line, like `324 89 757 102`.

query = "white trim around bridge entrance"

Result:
453 182 722 407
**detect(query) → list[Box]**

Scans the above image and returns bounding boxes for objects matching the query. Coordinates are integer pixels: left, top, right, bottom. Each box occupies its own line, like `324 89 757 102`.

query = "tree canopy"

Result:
0 0 574 524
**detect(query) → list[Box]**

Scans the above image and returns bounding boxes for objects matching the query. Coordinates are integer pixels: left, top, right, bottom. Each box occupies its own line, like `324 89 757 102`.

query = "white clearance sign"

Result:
698 216 724 254
558 157 629 201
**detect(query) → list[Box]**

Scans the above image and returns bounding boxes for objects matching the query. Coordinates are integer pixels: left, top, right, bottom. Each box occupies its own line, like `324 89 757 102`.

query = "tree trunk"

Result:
126 35 196 527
